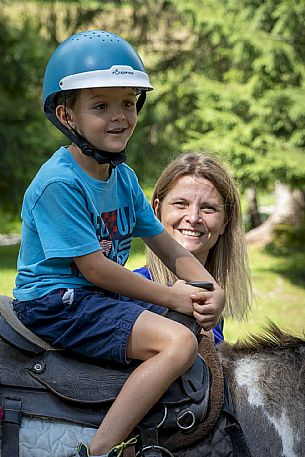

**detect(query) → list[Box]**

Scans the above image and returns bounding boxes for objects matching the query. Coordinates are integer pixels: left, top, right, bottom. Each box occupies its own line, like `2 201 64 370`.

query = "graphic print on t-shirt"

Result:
92 206 135 266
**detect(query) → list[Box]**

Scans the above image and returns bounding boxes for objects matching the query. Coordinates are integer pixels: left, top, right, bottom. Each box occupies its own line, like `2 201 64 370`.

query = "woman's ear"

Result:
219 217 228 236
55 105 74 128
153 198 161 219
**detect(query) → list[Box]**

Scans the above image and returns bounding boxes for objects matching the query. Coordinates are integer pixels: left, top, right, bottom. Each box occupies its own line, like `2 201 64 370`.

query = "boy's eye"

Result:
94 103 107 110
123 100 136 108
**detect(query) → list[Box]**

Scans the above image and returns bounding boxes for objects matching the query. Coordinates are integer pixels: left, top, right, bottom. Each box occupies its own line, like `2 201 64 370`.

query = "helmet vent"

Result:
69 31 122 43
43 29 153 111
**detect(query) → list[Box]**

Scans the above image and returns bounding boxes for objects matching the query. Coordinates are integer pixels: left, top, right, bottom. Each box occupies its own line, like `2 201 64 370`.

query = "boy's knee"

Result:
167 325 198 370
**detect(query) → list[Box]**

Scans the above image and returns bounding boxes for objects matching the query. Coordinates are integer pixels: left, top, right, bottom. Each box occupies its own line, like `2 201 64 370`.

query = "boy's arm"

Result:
143 231 225 328
73 250 199 316
143 231 218 285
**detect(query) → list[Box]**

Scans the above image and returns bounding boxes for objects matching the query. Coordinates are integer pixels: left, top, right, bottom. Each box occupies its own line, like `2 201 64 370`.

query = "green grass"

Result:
0 244 20 296
1 241 305 343
224 246 305 342
0 210 22 234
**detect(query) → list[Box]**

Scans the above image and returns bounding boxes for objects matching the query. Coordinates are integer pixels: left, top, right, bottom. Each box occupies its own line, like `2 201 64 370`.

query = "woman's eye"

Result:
173 201 188 208
201 206 217 213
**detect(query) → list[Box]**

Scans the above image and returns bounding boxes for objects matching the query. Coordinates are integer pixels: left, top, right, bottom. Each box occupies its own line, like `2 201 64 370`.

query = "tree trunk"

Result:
246 187 261 229
246 183 305 245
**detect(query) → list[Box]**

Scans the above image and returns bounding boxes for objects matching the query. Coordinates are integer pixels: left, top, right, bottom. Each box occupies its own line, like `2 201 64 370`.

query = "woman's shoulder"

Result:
133 266 152 280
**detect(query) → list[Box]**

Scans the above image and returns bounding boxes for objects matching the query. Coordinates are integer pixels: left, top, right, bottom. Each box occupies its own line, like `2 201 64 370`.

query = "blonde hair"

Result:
146 152 252 320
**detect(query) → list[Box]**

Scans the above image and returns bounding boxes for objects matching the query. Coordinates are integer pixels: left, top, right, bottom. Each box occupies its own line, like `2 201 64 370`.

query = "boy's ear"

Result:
55 105 74 128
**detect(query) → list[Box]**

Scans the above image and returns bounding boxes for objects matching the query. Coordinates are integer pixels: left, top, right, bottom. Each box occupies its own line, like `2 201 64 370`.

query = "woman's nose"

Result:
185 208 203 224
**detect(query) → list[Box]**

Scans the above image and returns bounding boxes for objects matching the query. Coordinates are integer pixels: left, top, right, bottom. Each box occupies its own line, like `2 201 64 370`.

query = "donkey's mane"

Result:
229 321 305 354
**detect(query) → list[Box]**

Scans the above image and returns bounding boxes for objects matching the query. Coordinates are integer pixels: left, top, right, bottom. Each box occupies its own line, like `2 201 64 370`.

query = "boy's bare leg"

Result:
90 311 198 455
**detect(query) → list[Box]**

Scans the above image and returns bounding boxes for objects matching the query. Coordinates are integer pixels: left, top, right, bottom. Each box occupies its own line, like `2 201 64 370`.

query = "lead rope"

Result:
112 436 138 456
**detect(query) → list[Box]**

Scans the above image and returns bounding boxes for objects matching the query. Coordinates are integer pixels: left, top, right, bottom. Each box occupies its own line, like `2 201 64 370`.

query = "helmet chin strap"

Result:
45 110 126 168
69 127 126 168
45 91 146 168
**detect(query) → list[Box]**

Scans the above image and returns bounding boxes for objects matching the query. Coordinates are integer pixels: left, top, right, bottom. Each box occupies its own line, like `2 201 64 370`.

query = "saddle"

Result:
0 295 248 457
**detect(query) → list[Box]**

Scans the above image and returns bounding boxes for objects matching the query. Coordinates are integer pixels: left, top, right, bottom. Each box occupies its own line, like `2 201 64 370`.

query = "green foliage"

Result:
0 13 57 213
0 1 118 214
167 0 305 191
1 0 305 213
266 220 305 255
0 210 21 234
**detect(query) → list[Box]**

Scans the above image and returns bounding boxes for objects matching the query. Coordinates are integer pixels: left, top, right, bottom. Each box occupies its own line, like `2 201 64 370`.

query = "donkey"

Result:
217 323 305 457
0 292 304 457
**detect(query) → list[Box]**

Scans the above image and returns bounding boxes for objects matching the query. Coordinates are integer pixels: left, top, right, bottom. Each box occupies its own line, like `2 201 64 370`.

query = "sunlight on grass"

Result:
224 246 305 342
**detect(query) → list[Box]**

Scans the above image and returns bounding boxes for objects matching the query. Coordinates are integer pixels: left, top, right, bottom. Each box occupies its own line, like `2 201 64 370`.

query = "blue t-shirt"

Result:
134 266 225 345
14 147 164 301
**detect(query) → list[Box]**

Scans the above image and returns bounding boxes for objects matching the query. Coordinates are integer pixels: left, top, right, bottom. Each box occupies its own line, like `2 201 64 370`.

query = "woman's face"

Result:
154 175 227 264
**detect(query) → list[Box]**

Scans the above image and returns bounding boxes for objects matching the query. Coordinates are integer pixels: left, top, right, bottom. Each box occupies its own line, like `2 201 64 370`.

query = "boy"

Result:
13 30 225 457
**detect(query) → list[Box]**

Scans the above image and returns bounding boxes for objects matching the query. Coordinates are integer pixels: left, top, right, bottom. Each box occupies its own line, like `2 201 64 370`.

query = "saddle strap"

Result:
224 412 252 457
164 335 224 450
1 397 22 457
139 426 167 457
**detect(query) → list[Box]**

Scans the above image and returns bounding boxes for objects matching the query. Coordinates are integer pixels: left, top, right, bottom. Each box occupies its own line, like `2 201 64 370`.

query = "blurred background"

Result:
0 0 304 342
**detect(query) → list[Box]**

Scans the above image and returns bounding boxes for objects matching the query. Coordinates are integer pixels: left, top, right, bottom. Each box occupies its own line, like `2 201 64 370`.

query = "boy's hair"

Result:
146 152 253 320
55 90 80 110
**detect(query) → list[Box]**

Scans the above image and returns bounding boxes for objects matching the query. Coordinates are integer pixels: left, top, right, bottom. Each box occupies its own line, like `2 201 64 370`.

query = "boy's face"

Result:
67 87 137 153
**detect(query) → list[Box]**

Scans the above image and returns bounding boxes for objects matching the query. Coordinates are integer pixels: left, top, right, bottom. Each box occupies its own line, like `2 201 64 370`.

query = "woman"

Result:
135 152 252 343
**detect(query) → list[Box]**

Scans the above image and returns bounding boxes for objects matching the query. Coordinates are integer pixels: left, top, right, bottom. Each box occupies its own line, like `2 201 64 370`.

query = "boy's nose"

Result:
110 107 125 121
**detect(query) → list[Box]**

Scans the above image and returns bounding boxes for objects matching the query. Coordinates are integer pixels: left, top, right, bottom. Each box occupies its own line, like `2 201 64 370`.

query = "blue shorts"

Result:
13 288 165 364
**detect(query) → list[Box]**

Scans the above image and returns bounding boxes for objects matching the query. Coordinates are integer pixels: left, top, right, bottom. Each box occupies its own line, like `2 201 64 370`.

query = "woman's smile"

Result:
178 229 204 237
155 175 226 264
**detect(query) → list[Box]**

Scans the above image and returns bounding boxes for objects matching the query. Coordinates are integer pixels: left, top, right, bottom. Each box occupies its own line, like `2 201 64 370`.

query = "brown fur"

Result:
219 321 305 357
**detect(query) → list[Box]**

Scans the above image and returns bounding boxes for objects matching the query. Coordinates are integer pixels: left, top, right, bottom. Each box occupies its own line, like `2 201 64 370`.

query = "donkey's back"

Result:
218 324 305 457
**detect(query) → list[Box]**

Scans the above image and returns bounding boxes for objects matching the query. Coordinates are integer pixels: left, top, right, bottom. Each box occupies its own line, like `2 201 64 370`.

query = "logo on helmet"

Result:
112 69 134 76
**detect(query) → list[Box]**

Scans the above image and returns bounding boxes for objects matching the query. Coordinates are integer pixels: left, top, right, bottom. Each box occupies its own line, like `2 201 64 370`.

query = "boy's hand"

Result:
170 280 210 316
191 286 225 331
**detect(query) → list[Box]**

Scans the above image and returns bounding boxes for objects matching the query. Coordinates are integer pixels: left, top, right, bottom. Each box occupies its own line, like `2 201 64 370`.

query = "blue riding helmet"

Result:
43 30 153 167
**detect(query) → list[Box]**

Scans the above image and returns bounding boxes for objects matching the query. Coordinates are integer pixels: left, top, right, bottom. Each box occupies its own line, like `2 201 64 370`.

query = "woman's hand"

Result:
191 286 225 331
169 280 210 316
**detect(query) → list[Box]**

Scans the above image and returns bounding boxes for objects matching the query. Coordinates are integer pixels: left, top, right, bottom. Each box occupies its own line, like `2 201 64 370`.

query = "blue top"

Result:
14 147 164 301
134 266 225 345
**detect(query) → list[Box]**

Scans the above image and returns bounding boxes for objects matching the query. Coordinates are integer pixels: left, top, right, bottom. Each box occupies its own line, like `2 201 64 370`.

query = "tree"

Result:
0 13 56 213
1 0 305 234
170 1 305 179
0 1 113 213
129 0 305 237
